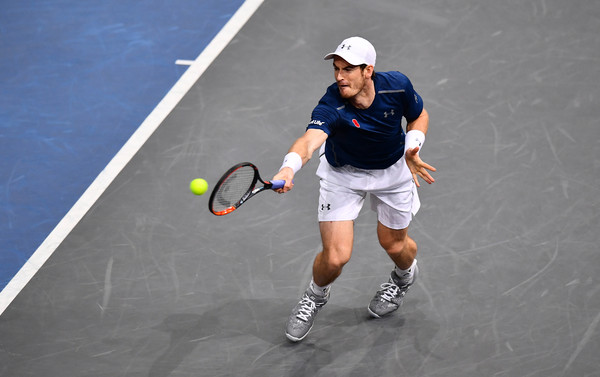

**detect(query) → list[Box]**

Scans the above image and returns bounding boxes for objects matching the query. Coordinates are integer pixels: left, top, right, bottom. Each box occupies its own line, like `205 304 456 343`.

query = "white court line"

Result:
0 0 264 316
175 59 195 66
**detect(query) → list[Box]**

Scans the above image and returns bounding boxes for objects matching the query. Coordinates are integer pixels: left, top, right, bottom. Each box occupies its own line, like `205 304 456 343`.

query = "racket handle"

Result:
270 180 286 190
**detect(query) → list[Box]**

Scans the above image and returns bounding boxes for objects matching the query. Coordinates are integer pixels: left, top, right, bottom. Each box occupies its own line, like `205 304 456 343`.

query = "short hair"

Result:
359 64 376 78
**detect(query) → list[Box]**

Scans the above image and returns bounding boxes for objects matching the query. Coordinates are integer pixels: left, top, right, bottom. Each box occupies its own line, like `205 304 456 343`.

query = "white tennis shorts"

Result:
316 150 420 230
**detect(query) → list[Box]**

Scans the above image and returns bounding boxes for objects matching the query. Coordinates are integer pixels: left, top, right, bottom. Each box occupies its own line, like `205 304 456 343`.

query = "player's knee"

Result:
322 247 352 269
383 237 417 258
379 237 404 254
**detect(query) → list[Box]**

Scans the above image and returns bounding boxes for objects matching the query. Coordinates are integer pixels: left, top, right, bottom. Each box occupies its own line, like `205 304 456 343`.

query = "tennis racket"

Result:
208 162 285 216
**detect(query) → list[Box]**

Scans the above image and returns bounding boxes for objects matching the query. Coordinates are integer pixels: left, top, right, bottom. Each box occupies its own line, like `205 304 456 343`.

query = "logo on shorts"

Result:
320 203 331 211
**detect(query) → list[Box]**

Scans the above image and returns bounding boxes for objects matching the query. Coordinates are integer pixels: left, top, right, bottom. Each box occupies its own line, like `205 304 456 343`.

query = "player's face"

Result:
332 57 371 99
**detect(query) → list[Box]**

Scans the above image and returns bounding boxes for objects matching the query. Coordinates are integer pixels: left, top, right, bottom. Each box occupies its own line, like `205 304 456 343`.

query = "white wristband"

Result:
280 152 302 174
405 130 425 154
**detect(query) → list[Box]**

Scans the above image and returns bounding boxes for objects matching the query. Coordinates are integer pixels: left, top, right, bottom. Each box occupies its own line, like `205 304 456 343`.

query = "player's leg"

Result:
286 177 363 342
368 196 419 318
285 222 355 342
376 223 416 270
313 220 354 286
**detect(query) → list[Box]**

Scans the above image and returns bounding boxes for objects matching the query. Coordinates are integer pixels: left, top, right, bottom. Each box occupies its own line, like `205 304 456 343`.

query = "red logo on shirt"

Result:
352 119 361 128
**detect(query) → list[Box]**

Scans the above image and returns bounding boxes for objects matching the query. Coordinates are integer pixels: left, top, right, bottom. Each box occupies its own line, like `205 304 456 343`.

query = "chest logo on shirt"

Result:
384 109 395 118
352 119 361 128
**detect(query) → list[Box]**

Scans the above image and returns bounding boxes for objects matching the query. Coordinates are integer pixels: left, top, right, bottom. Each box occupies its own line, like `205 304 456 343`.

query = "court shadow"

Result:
147 298 288 376
281 300 442 376
148 313 210 377
147 298 440 376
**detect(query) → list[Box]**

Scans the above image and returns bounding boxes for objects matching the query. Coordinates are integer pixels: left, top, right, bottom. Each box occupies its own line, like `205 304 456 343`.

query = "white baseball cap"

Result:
323 36 376 66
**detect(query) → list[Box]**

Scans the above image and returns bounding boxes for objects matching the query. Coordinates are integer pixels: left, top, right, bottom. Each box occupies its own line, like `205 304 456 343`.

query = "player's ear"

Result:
363 64 374 79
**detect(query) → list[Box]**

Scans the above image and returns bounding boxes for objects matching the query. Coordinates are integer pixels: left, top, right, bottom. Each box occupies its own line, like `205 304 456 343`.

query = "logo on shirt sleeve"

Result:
309 119 325 127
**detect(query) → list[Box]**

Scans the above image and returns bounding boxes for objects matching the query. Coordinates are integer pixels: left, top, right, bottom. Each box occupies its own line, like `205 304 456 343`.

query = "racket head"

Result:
208 162 259 216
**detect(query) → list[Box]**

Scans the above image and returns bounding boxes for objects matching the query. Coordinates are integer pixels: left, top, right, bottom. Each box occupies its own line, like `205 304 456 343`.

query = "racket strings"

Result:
212 165 256 212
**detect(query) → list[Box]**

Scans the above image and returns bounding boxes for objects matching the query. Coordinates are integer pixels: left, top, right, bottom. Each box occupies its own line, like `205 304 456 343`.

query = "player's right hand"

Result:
272 168 295 193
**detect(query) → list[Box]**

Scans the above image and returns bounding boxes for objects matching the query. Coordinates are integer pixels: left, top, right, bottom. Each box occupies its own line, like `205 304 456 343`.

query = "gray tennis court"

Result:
1 0 599 376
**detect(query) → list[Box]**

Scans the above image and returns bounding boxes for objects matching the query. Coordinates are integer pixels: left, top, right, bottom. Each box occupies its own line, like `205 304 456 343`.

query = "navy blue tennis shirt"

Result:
307 71 423 169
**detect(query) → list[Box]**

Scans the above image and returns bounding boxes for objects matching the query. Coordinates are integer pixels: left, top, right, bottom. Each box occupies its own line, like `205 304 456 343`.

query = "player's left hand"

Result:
405 147 436 187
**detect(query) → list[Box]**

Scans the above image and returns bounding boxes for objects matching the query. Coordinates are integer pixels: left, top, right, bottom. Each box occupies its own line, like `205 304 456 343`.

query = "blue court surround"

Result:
0 0 245 289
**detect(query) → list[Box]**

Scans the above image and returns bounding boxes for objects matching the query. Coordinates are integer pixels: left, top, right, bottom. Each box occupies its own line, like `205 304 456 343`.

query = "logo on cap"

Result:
323 36 376 67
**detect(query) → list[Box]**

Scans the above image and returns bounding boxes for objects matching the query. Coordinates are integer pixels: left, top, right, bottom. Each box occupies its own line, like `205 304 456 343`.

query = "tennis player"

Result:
273 36 435 342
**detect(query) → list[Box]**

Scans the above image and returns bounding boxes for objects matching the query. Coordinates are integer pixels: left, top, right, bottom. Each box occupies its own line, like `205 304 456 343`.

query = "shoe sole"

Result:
285 324 313 342
367 307 382 319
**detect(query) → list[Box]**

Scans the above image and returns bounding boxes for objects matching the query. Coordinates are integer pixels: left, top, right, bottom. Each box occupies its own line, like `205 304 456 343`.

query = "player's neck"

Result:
348 80 375 109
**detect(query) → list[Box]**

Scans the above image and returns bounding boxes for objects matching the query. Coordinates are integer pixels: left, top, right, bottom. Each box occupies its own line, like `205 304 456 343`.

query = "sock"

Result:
309 278 331 297
394 259 417 283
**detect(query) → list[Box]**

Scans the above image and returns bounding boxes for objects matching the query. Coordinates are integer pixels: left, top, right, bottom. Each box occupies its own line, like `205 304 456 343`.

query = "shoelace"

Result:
296 296 317 322
378 282 402 302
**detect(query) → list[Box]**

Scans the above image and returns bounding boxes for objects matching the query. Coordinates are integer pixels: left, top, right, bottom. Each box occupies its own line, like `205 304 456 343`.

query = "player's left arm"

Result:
406 107 429 135
405 108 436 187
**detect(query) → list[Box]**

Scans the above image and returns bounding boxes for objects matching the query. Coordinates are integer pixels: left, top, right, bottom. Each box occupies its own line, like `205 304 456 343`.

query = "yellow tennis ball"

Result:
190 178 208 195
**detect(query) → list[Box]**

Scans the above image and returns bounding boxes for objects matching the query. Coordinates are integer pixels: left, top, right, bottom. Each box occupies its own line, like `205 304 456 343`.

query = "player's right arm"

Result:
274 128 328 193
